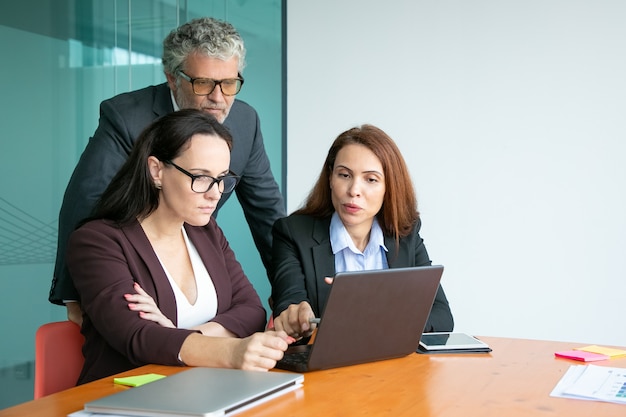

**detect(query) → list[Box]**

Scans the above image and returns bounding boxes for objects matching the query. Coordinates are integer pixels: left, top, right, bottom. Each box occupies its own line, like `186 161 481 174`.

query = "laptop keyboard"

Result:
279 350 310 366
276 344 313 371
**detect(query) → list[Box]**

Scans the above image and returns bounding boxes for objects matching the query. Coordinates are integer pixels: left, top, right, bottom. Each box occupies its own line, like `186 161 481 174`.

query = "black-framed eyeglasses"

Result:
164 160 239 194
177 71 244 96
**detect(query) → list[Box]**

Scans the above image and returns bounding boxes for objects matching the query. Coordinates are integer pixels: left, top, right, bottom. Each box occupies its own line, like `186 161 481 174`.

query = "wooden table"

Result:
2 336 625 416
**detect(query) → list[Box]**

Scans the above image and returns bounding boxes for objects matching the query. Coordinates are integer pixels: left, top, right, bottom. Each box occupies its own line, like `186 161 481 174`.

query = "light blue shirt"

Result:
330 212 388 273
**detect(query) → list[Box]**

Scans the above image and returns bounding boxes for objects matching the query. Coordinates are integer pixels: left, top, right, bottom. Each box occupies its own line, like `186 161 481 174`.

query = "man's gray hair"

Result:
162 17 246 75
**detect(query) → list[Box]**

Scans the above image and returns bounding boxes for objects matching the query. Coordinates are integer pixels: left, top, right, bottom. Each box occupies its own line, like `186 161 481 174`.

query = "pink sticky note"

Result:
554 350 609 362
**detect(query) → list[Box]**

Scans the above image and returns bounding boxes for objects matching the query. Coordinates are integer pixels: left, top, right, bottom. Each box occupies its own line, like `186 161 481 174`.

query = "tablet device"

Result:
419 332 490 351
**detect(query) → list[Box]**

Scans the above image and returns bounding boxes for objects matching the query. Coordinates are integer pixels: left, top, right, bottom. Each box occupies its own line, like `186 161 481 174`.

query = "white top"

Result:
158 227 218 329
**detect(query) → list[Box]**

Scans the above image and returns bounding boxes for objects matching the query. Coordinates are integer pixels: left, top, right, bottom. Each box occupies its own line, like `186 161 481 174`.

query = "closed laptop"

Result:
83 367 304 416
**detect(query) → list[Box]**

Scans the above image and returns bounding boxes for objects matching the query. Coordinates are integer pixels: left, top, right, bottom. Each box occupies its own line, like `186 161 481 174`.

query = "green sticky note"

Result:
114 373 166 387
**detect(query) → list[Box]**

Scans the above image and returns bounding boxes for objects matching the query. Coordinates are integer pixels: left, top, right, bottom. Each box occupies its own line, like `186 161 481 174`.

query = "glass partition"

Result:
0 0 283 407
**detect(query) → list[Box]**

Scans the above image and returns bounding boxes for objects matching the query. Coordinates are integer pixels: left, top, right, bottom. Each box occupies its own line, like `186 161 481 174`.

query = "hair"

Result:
295 124 419 240
162 17 246 76
89 109 233 226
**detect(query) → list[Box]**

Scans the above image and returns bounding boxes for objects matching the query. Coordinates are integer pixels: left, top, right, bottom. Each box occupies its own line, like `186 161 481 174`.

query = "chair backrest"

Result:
34 320 85 399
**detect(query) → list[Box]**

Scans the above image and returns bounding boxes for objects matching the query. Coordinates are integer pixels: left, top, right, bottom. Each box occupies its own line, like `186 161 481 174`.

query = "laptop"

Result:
82 367 304 417
275 265 444 372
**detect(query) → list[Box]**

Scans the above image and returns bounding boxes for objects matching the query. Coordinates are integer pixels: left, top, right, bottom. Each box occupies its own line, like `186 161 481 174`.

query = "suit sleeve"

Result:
413 220 455 332
269 217 314 317
49 100 136 305
231 110 286 274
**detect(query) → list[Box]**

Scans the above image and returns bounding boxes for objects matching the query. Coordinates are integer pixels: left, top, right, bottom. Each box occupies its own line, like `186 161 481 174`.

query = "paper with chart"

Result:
550 364 626 404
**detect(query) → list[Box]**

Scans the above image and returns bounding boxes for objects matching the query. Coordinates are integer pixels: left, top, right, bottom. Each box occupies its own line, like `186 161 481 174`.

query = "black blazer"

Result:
270 214 454 333
50 83 285 304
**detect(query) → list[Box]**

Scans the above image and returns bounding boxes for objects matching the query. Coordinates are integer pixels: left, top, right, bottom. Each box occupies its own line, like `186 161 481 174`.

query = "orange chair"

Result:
34 321 85 399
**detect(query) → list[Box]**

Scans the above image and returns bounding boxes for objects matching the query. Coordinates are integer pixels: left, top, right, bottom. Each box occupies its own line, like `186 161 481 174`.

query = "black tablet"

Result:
419 332 490 351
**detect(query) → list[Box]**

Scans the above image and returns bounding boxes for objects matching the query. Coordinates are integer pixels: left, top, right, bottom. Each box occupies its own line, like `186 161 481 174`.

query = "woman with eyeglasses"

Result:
66 109 293 384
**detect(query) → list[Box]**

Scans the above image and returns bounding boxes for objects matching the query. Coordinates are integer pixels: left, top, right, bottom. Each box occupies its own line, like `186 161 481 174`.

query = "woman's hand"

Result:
272 278 333 339
273 301 317 339
232 330 295 371
125 282 175 328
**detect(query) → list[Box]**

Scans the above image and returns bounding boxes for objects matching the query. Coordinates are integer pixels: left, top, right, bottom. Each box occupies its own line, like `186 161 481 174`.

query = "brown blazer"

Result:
67 218 266 384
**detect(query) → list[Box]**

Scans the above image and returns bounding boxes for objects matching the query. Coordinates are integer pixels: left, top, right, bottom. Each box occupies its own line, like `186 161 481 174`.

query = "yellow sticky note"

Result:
114 373 166 387
574 345 626 358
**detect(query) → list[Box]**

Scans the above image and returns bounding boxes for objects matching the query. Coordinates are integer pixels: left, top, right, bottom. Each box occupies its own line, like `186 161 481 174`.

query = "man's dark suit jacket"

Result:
50 83 285 304
271 214 454 333
67 218 266 384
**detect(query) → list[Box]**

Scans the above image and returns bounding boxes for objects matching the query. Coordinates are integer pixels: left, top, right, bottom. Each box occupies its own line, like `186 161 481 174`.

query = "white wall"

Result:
287 1 626 346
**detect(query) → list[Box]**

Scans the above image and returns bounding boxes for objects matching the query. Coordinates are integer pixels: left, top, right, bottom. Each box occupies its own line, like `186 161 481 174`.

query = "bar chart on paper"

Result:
551 365 626 404
613 379 626 399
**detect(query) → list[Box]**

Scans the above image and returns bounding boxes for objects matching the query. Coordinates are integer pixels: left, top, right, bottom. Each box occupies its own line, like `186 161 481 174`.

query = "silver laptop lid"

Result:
84 367 304 417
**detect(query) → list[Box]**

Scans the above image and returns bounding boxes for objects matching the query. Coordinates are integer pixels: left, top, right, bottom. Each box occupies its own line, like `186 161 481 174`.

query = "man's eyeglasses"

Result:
164 160 240 194
177 71 244 96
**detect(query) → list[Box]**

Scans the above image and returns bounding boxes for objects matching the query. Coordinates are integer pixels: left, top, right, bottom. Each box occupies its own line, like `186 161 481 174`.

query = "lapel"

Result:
183 223 230 314
384 234 413 268
153 83 175 117
310 217 336 308
121 220 179 325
